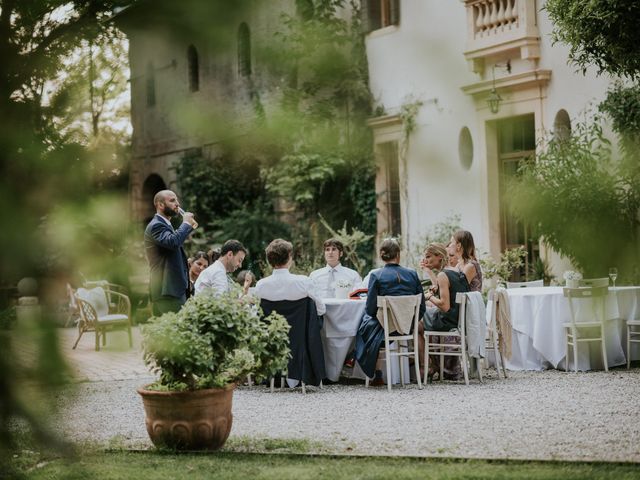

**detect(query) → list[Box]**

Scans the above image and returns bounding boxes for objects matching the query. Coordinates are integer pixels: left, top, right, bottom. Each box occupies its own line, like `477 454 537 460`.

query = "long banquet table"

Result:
321 298 410 383
505 286 640 371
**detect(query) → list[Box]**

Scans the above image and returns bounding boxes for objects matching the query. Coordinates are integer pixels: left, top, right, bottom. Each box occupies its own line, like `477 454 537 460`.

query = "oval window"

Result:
458 127 473 170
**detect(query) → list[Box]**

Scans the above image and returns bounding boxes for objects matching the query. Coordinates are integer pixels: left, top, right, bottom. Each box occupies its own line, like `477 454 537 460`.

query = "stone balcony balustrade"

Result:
464 0 540 74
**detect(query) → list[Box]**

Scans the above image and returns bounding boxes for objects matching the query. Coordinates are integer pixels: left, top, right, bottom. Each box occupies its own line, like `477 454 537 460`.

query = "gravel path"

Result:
52 369 640 462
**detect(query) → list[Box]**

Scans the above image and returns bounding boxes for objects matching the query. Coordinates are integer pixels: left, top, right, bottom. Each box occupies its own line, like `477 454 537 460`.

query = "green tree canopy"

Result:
545 0 640 79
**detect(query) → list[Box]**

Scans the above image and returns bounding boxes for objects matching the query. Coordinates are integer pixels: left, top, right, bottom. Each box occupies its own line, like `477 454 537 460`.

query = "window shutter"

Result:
389 0 400 26
187 45 199 92
146 63 156 107
359 0 370 33
360 0 380 33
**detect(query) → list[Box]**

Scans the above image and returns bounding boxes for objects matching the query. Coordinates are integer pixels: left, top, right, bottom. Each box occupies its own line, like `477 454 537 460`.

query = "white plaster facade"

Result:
363 0 614 277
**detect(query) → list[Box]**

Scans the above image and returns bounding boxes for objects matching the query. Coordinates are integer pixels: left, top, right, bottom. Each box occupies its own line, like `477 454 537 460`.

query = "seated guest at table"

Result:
188 251 209 297
195 240 247 296
449 230 482 292
354 238 425 385
421 243 454 289
310 238 362 297
419 243 470 381
236 269 256 296
254 239 325 315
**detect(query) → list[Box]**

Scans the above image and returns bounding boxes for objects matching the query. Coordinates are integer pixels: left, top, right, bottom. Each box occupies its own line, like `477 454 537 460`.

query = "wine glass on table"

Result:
608 267 618 289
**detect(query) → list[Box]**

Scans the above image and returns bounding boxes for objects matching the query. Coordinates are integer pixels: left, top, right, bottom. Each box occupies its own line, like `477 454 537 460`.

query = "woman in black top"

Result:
418 243 469 380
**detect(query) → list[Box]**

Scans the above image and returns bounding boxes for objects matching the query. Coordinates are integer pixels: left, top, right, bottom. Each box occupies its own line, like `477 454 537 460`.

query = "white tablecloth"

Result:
320 298 410 383
321 299 365 381
506 286 640 371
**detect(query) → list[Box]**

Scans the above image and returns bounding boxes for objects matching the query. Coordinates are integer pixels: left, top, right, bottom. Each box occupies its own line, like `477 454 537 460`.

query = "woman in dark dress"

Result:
418 243 470 380
355 238 425 384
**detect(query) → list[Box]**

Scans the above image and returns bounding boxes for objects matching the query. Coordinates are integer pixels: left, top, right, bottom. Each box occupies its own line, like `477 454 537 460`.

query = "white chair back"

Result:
562 285 609 372
368 294 423 391
461 292 487 359
563 286 608 326
76 287 108 317
506 279 543 289
579 277 608 288
484 289 507 378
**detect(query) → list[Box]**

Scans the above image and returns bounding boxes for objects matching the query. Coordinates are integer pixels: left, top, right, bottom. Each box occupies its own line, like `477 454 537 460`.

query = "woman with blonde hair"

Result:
419 242 470 381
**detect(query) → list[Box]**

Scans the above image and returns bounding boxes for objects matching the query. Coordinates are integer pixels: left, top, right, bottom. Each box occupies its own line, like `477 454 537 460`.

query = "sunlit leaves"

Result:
546 0 640 79
142 293 290 390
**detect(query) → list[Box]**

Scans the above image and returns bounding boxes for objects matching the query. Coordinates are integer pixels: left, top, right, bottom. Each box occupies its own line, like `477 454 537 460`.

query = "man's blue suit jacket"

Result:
144 214 193 302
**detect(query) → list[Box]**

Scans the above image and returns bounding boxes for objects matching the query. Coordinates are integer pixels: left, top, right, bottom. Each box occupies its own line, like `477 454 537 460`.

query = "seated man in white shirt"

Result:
255 238 325 316
309 238 362 298
194 239 247 296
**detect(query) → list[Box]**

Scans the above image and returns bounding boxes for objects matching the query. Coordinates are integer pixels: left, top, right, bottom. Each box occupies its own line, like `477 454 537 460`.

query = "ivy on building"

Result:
177 0 377 275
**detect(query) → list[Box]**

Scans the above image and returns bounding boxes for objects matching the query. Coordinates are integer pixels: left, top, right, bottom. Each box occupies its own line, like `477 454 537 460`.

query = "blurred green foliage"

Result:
543 0 640 283
479 246 527 286
507 119 639 279
0 1 135 470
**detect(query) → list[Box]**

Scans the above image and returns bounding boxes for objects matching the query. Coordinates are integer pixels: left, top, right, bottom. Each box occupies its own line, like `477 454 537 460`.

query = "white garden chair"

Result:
485 289 507 379
627 319 640 369
73 286 132 351
563 284 608 372
424 292 484 386
365 294 423 391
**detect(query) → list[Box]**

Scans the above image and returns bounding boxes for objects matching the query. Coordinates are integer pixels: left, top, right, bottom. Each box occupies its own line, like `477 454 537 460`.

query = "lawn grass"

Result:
8 449 640 480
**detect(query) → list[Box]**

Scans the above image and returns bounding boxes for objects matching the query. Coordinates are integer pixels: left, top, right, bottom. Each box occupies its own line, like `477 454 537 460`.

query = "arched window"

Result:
146 62 156 107
553 109 571 142
187 45 199 92
238 22 251 77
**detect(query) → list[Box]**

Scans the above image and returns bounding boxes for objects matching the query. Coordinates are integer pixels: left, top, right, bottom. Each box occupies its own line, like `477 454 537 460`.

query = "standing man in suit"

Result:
144 190 197 316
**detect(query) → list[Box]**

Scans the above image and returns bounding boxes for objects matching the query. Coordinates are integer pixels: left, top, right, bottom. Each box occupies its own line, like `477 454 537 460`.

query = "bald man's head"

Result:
154 190 179 218
153 190 173 206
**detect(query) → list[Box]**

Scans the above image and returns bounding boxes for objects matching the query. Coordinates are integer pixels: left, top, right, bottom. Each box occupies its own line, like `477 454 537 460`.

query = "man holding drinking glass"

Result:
144 190 197 315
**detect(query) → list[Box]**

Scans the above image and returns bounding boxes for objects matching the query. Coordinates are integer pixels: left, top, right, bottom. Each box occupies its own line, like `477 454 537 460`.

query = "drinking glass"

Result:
608 267 618 289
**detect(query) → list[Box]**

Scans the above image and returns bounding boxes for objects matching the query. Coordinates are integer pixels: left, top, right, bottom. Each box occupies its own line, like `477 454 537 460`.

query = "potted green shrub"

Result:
138 293 290 451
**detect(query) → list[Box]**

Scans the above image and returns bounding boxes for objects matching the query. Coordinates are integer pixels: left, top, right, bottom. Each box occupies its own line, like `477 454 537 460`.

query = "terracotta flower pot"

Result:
137 384 235 450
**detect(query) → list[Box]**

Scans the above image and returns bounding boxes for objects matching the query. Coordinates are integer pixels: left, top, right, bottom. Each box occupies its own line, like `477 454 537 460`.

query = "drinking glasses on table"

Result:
608 267 618 288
